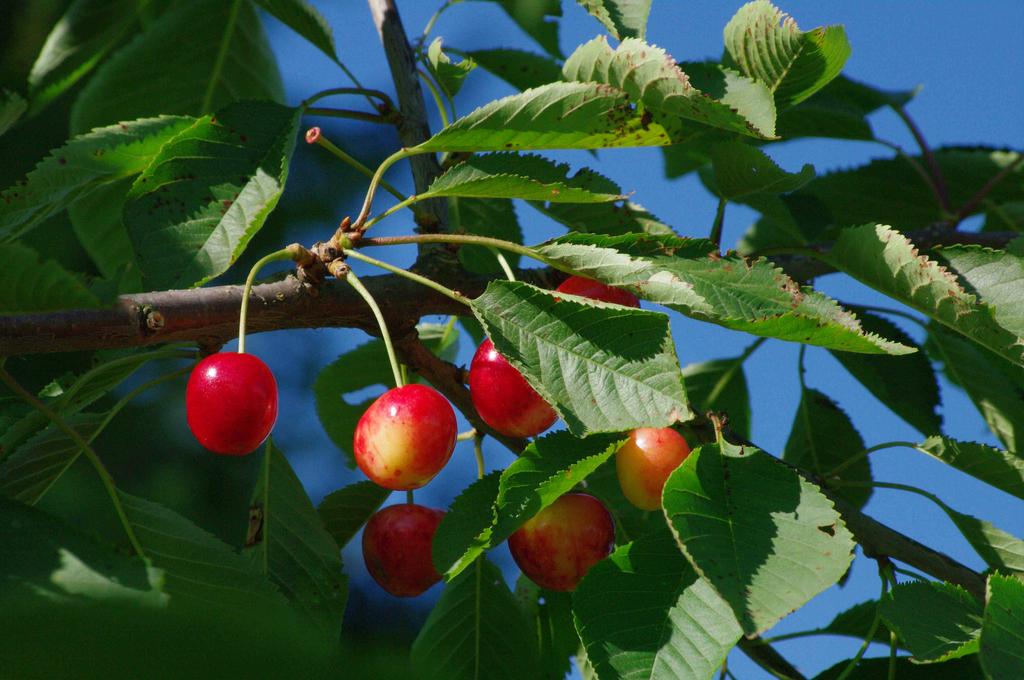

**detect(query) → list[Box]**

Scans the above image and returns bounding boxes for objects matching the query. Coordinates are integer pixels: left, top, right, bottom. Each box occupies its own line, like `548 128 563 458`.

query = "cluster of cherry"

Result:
183 276 691 596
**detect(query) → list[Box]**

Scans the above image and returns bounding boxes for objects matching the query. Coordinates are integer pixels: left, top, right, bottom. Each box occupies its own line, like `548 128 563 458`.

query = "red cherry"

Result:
616 427 692 510
555 275 640 307
362 503 445 597
469 339 557 438
353 384 457 490
507 492 615 592
185 352 278 456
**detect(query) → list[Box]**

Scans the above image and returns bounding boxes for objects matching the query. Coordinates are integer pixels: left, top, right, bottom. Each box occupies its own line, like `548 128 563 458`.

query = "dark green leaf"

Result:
830 310 941 435
663 439 855 635
946 509 1024 574
316 481 390 550
535 232 914 354
432 470 502 578
515 578 578 680
427 38 476 98
26 0 139 115
826 224 1024 366
0 90 27 138
0 115 192 242
814 656 984 680
0 242 98 313
466 48 562 92
425 153 623 202
880 581 982 662
411 557 538 680
252 0 338 62
581 457 651 544
784 387 871 508
245 440 346 638
822 600 897 645
0 414 103 504
471 281 691 435
919 437 1024 500
120 491 288 611
723 0 851 109
707 141 815 199
71 0 283 133
681 355 752 439
575 0 651 40
485 0 563 59
574 526 742 679
125 101 301 290
980 573 1024 680
454 197 523 275
776 75 914 141
926 323 1024 451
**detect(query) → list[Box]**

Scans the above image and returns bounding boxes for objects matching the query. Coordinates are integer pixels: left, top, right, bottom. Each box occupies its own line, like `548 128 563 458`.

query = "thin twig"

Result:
893 105 950 212
952 154 1024 225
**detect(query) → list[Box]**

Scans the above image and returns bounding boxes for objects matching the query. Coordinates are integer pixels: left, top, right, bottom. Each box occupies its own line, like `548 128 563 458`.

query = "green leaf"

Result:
822 600 897 645
938 245 1024 339
120 491 288 611
663 439 855 635
814 656 984 680
0 90 27 138
723 0 851 109
71 0 283 133
681 355 752 439
573 526 742 680
775 75 914 141
434 432 621 579
0 242 99 313
484 0 563 59
707 141 815 199
0 115 193 242
919 437 1024 501
515 578 578 680
316 481 390 550
534 232 914 355
411 557 538 680
67 177 137 282
125 101 301 290
454 197 523 275
252 0 338 63
926 323 1024 452
946 509 1024 574
471 281 691 435
0 414 103 504
425 153 623 202
315 323 458 466
981 573 1024 680
245 440 346 638
466 48 563 92
830 310 942 435
26 0 139 115
985 200 1024 233
880 581 982 662
427 38 476 98
784 387 871 508
825 224 1024 366
575 0 651 40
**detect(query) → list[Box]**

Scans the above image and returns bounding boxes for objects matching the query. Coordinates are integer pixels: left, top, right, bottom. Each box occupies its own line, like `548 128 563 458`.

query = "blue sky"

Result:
242 2 1024 677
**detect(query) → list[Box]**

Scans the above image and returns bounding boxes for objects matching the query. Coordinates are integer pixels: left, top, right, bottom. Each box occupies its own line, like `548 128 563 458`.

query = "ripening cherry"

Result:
469 339 557 438
555 275 640 307
507 492 615 592
353 384 457 490
185 353 278 456
362 503 445 597
616 427 692 510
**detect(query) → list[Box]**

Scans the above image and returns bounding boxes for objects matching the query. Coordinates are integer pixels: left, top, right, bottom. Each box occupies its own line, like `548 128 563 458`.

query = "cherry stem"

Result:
238 247 302 354
833 568 889 680
456 429 477 441
343 249 471 306
417 68 453 127
491 248 516 282
0 365 146 559
353 147 420 230
406 490 414 504
361 194 420 230
824 440 921 479
344 269 404 388
473 434 485 480
359 233 554 269
304 108 394 125
308 130 407 203
302 86 397 112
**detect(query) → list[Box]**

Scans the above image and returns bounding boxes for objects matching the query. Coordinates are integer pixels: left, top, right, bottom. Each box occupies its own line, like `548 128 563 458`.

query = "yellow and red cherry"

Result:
362 503 445 597
616 427 692 510
469 339 557 438
555 275 640 307
185 352 278 456
353 384 457 490
507 492 615 592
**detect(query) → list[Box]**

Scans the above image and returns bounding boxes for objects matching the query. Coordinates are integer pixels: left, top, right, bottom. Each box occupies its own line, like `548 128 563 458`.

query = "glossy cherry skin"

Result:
616 427 692 510
555 275 640 307
185 352 278 456
353 384 457 490
508 493 615 592
362 503 445 597
469 339 557 438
